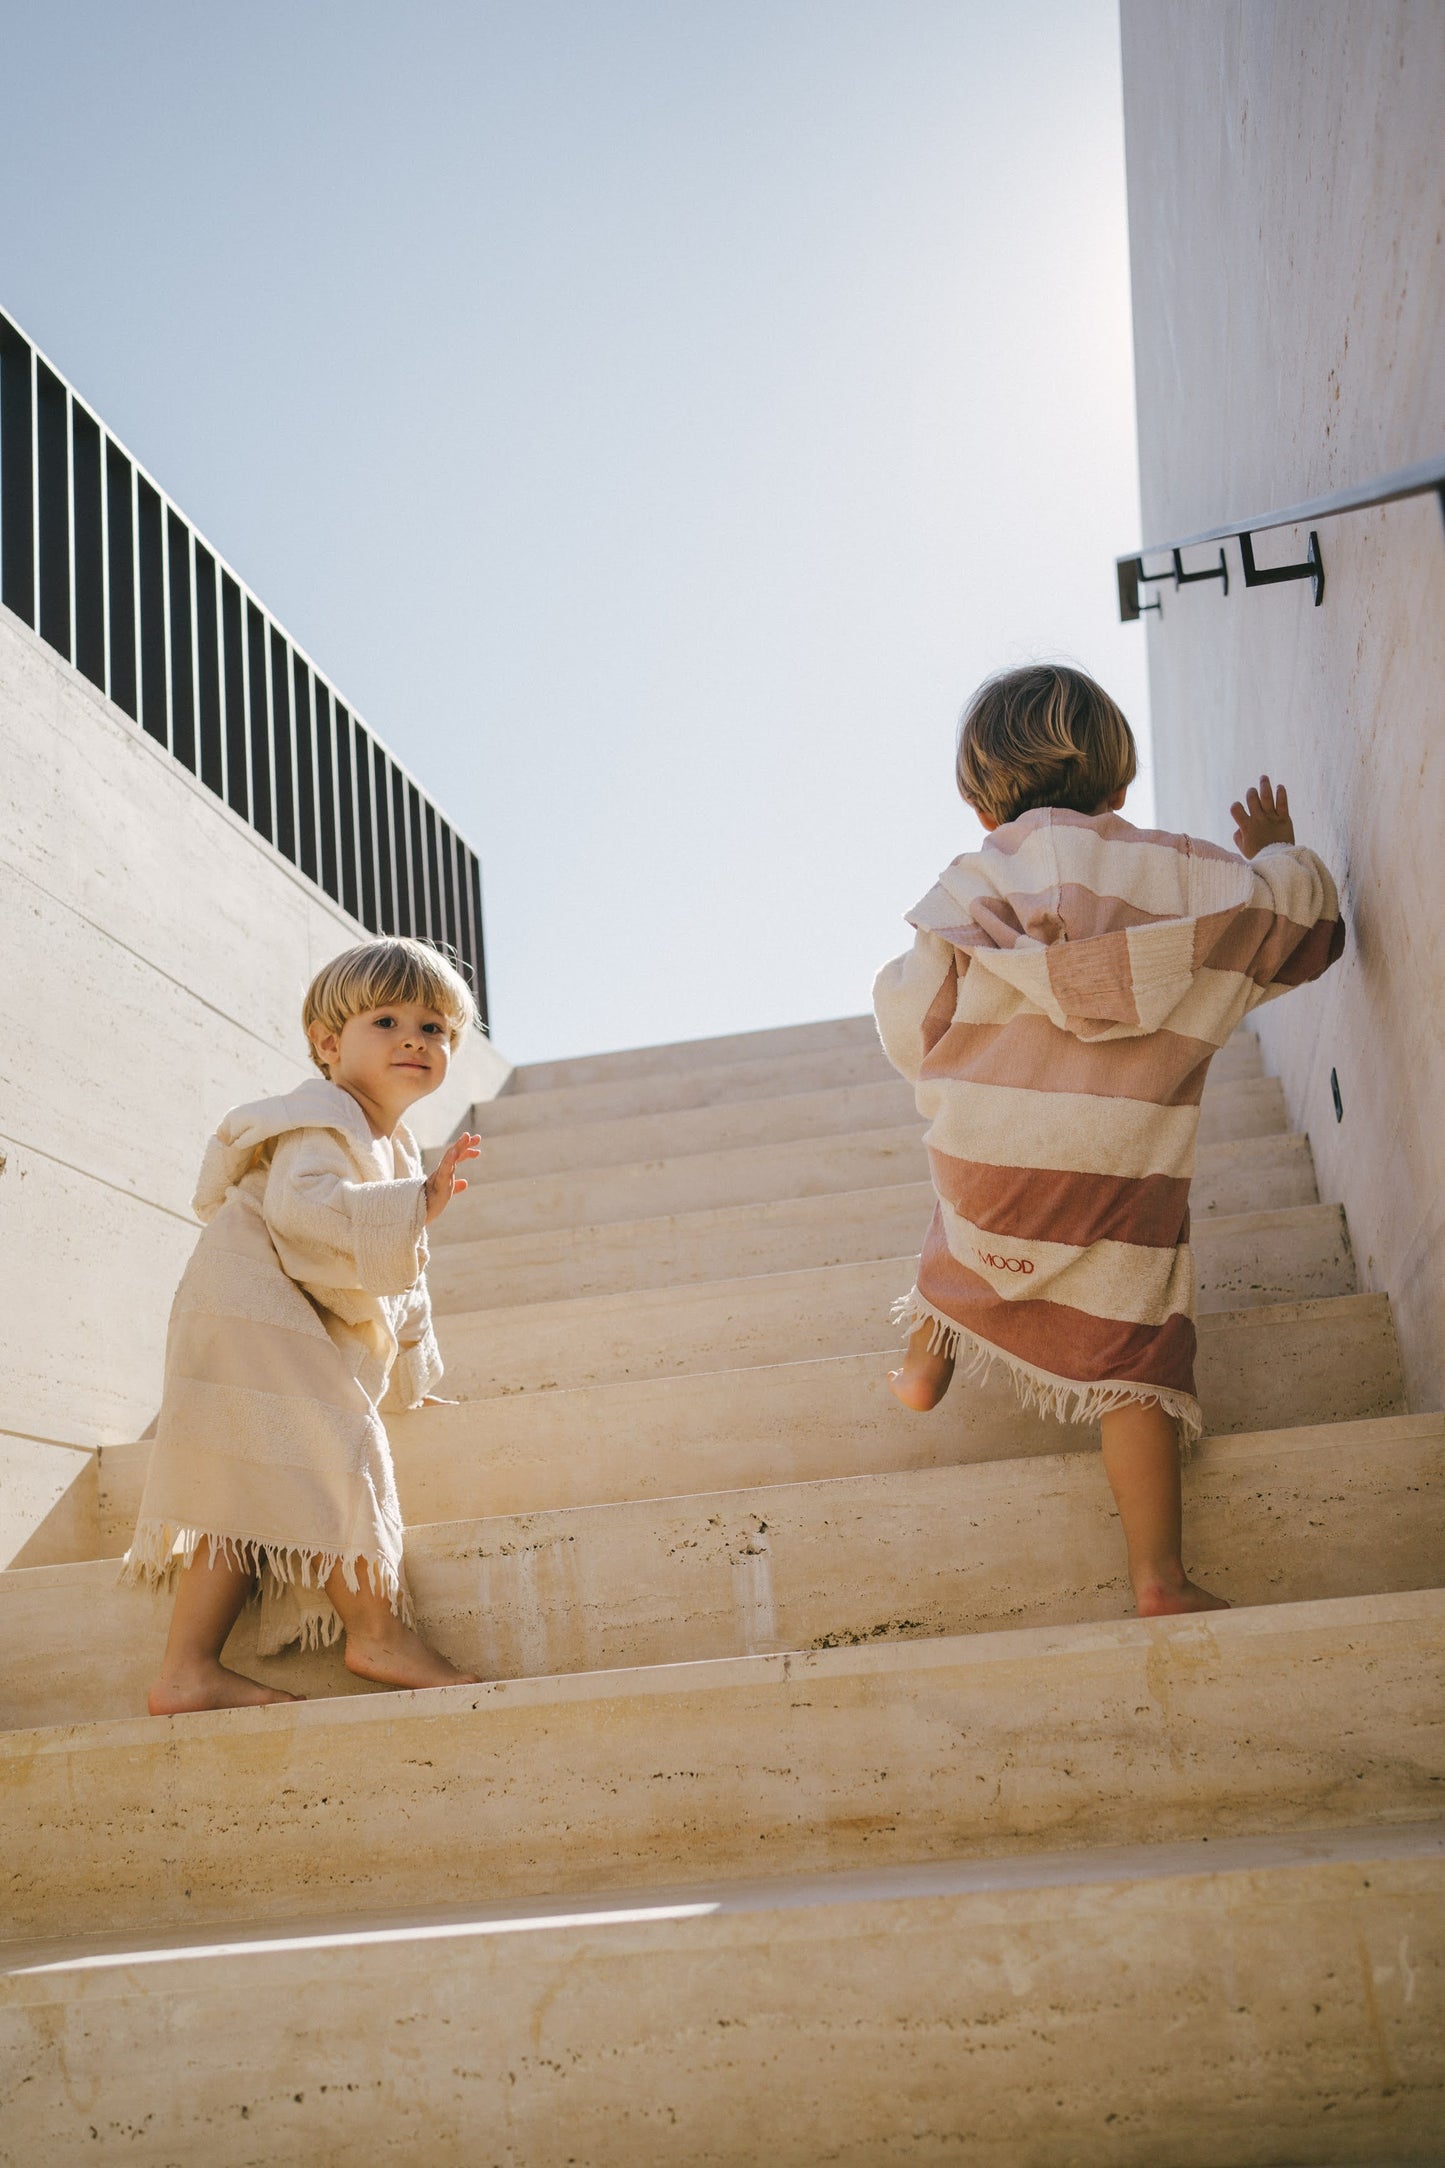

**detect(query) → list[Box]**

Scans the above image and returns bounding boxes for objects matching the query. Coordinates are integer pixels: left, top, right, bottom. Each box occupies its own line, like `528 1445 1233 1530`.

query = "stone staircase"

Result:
2 1014 1441 2162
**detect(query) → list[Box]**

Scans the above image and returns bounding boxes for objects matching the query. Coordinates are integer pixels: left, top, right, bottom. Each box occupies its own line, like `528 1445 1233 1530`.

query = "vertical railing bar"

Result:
159 493 173 753
215 551 228 806
189 527 201 752
64 386 76 666
99 424 111 703
29 345 39 634
239 590 252 830
130 458 142 722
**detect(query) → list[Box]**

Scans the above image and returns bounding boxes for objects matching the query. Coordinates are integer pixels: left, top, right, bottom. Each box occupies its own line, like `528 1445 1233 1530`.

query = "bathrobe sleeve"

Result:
1202 843 1346 1006
383 1272 446 1410
262 1127 429 1298
872 930 962 1083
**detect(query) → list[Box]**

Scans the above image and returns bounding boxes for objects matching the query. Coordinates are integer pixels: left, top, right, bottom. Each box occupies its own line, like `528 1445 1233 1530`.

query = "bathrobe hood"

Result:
194 1078 418 1222
905 807 1294 1043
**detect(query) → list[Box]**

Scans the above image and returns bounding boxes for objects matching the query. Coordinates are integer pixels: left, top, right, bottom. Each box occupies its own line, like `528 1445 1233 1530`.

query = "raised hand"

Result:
1230 775 1294 859
424 1132 481 1225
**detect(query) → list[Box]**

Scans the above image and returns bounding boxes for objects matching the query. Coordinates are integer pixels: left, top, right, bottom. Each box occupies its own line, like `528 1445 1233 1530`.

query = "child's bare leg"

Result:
148 1550 305 1714
887 1322 955 1411
326 1561 482 1690
1099 1400 1229 1617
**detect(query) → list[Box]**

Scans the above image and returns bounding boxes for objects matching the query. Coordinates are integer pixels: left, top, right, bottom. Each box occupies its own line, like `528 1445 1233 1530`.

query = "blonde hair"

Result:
303 937 476 1077
956 664 1137 827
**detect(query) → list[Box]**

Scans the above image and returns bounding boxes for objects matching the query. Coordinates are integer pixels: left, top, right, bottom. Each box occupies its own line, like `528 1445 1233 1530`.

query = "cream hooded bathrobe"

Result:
873 808 1345 1444
123 1077 444 1653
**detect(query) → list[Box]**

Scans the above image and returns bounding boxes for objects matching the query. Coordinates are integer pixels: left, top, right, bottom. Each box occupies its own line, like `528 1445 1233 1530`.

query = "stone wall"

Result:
1 608 511 1562
1120 0 1445 1413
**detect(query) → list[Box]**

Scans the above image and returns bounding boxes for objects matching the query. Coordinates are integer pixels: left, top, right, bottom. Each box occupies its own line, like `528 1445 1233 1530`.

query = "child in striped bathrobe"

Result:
873 664 1344 1616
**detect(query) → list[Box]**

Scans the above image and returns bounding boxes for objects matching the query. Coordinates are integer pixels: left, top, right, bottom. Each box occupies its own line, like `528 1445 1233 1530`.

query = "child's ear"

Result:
307 1019 339 1073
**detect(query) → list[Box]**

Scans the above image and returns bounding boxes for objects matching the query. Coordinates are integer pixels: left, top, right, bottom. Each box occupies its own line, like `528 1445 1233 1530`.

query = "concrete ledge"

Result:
2 1590 1441 1944
8 1418 1441 1729
2 1824 1439 2166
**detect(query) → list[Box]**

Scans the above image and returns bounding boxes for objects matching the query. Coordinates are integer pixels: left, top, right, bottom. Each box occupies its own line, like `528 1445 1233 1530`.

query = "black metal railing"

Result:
0 309 488 1027
1116 453 1445 623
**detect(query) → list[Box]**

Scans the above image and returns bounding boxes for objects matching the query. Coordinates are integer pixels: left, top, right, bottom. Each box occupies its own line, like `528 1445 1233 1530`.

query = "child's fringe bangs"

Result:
891 1289 1204 1453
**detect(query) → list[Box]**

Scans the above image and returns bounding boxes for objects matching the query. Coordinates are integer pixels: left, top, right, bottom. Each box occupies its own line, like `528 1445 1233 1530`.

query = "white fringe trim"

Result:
891 1288 1204 1452
120 1521 413 1650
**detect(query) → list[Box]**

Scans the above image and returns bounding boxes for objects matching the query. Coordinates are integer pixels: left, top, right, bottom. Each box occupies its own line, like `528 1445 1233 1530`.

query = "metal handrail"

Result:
1117 452 1445 622
0 307 488 1027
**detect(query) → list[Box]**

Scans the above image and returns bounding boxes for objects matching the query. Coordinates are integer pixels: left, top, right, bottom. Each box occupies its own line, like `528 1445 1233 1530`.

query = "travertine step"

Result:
471 1040 902 1137
442 1124 929 1243
95 1294 1404 1538
463 1076 920 1183
457 1032 1266 1188
4 1825 1438 2166
429 1209 1355 1401
15 1419 1440 1729
477 1023 1266 1139
440 1076 1286 1244
508 1013 881 1095
4 1589 1440 1945
429 1132 1305 1311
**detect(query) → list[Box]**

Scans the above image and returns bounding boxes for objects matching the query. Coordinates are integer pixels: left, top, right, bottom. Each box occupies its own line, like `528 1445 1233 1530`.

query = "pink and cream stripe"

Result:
873 808 1344 1442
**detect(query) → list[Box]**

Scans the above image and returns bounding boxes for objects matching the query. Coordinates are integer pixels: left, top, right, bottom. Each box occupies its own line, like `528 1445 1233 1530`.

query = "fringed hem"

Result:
891 1288 1204 1452
119 1521 414 1649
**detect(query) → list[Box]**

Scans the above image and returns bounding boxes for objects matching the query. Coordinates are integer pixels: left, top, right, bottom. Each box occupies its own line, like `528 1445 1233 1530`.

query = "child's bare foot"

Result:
342 1619 482 1691
887 1324 955 1411
1134 1573 1231 1618
147 1660 304 1715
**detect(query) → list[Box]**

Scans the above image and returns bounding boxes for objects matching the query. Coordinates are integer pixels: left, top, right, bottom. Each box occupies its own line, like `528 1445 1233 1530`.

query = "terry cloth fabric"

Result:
872 808 1345 1444
122 1077 443 1653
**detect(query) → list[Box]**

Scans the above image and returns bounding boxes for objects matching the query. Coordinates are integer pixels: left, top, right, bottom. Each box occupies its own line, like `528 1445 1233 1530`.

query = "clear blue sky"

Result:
1 0 1149 1063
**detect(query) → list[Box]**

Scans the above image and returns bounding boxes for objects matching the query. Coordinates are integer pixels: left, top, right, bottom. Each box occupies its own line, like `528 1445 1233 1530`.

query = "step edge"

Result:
6 1585 1440 1758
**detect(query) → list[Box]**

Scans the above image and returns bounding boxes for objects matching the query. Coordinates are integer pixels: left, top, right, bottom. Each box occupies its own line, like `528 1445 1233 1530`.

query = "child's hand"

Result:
1230 775 1295 858
424 1133 481 1224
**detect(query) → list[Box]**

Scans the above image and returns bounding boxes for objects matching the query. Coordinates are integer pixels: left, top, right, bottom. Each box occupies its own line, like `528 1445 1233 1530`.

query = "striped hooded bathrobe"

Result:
872 808 1344 1443
122 1077 443 1653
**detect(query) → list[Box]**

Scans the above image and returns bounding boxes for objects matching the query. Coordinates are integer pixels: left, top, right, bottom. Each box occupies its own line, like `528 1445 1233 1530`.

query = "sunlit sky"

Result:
2 0 1149 1063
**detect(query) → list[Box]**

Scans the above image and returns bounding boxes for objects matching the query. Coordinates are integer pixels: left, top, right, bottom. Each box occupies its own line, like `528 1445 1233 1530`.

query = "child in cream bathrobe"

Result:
124 936 483 1713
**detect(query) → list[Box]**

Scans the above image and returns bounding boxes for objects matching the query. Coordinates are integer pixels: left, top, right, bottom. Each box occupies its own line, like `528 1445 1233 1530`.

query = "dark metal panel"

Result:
71 404 104 690
292 649 318 880
194 542 223 797
104 441 136 718
166 510 196 772
330 696 357 918
0 317 35 625
465 849 489 1030
391 763 413 934
424 802 445 950
136 478 167 745
269 624 295 862
221 573 247 819
407 780 429 939
372 741 395 934
313 678 340 903
357 719 381 932
245 599 271 840
35 362 70 660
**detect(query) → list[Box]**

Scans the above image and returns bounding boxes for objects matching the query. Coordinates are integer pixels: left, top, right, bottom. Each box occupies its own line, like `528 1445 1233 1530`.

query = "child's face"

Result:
309 1001 453 1123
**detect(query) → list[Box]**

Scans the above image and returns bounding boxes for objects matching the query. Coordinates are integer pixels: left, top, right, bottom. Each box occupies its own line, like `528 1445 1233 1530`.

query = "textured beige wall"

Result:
0 609 511 1503
1120 0 1445 1413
